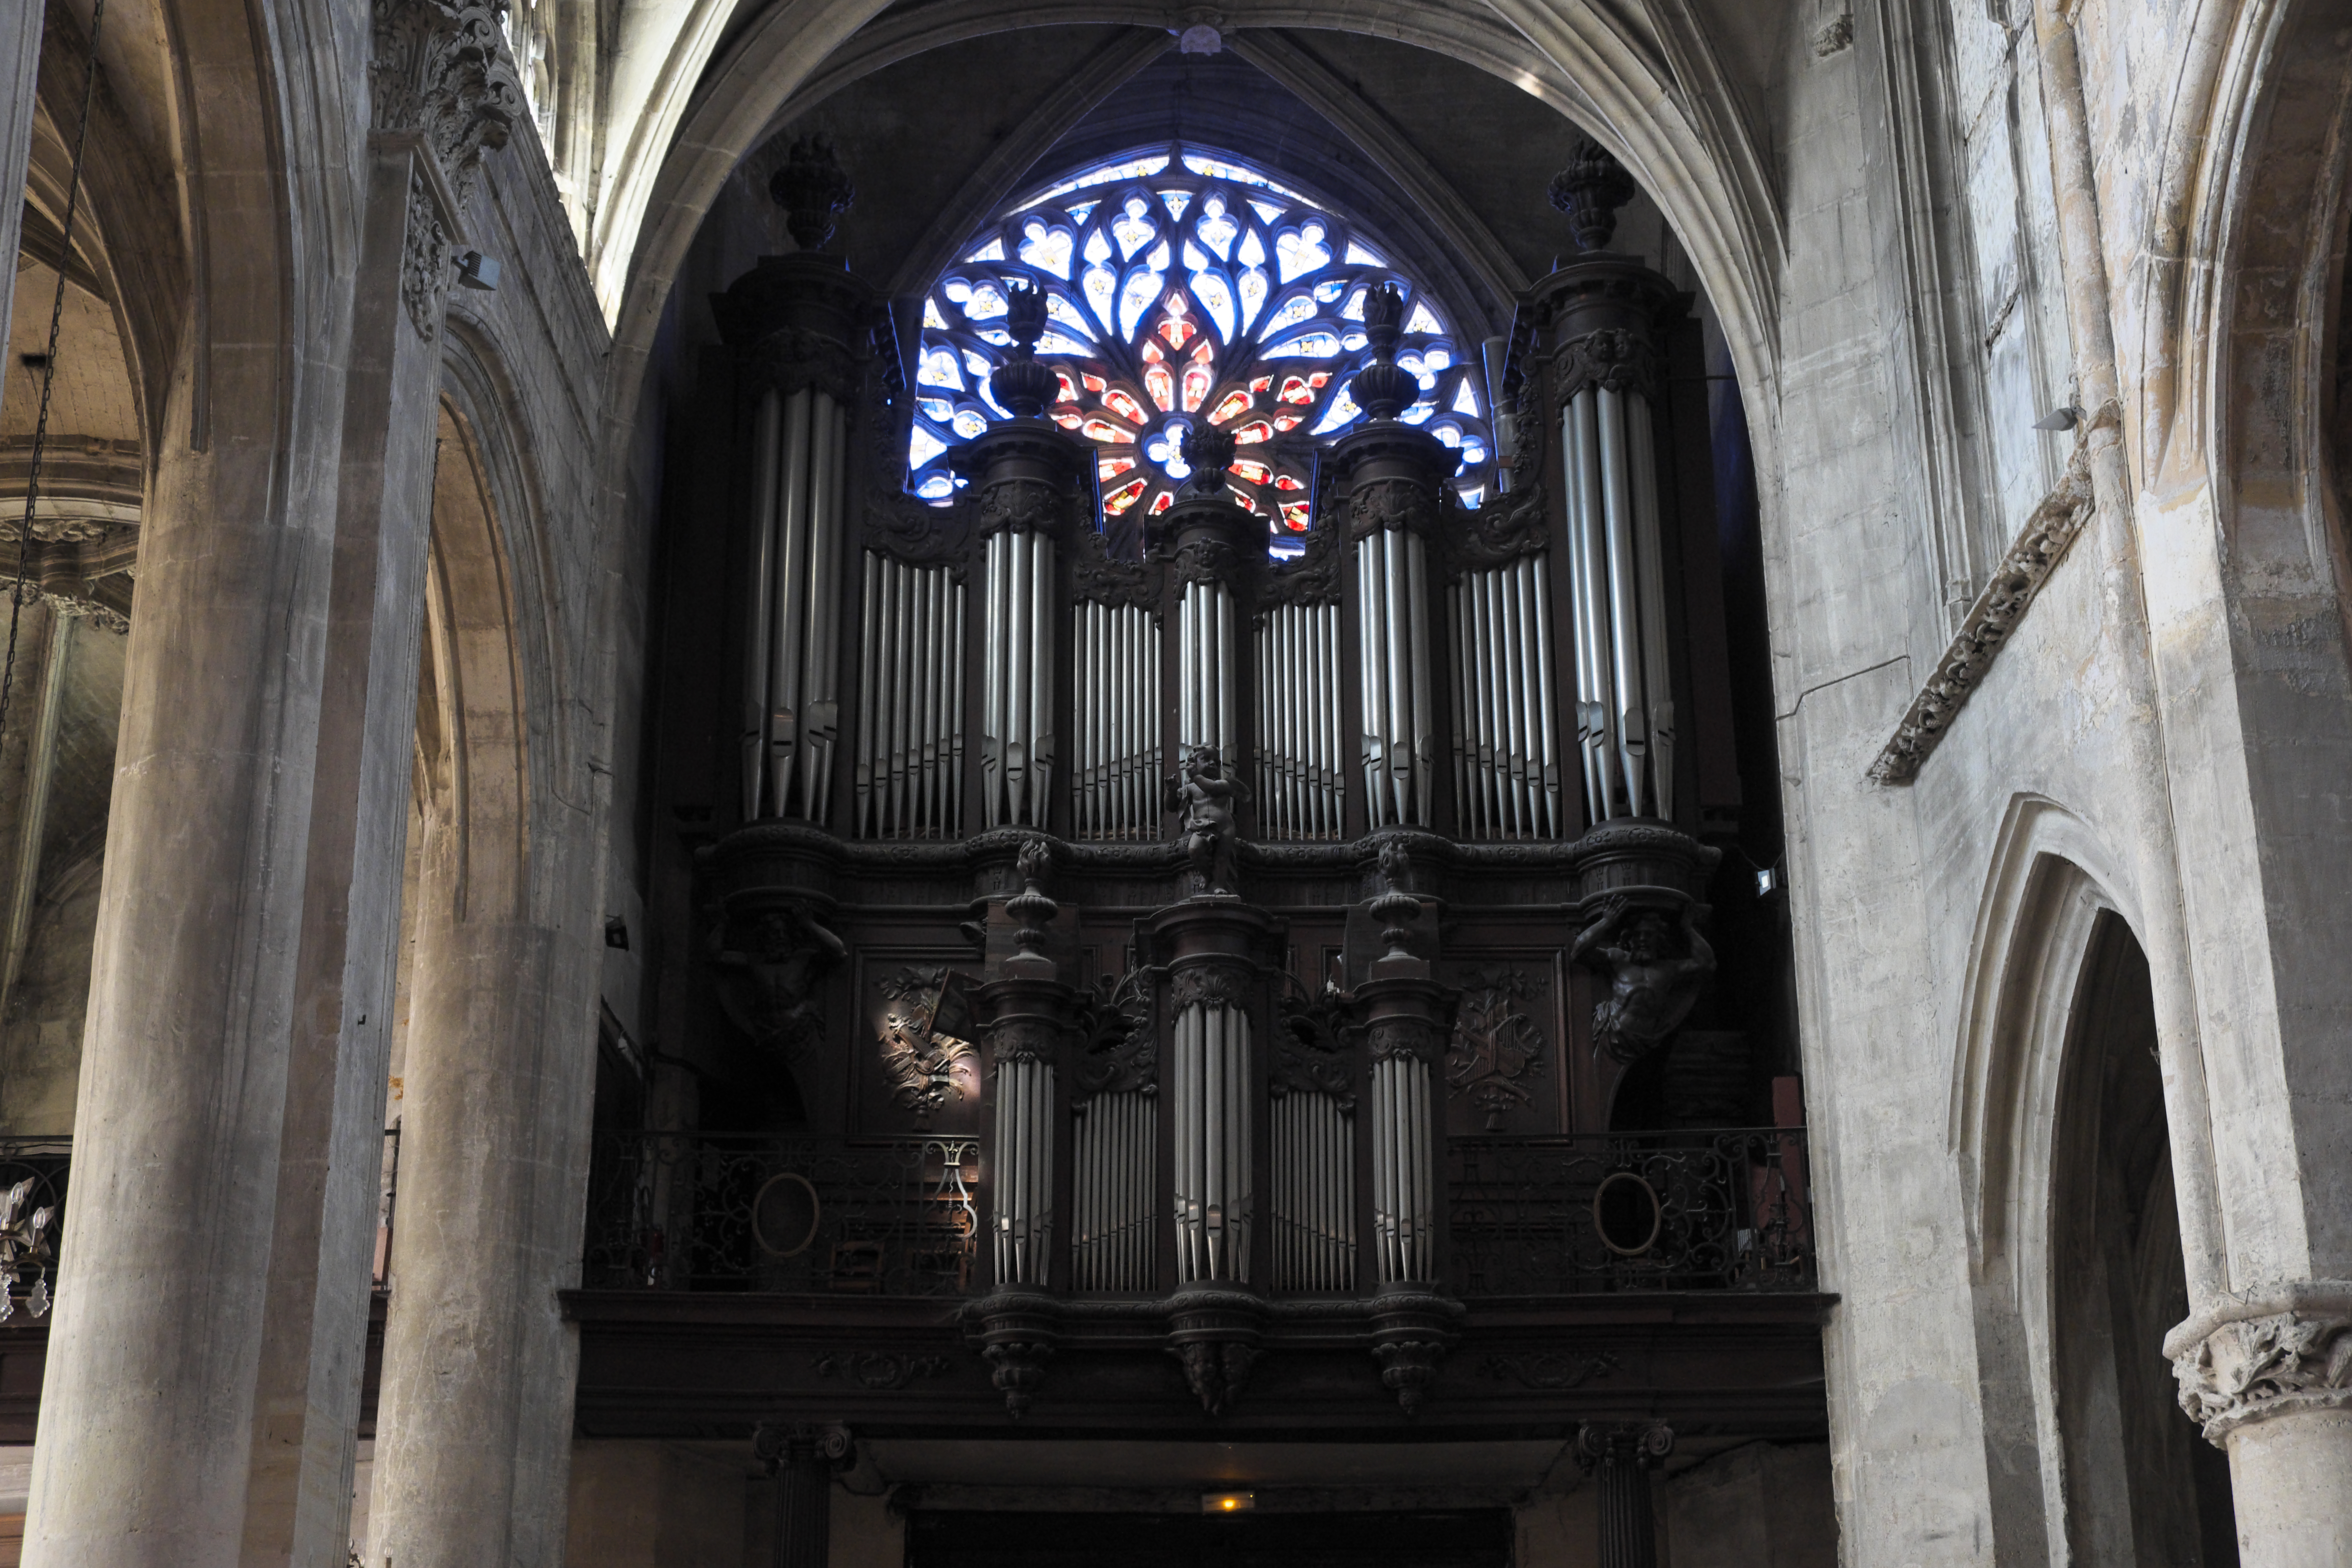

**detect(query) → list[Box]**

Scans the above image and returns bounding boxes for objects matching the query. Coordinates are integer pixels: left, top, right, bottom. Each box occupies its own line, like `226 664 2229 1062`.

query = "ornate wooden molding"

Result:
1867 410 2109 785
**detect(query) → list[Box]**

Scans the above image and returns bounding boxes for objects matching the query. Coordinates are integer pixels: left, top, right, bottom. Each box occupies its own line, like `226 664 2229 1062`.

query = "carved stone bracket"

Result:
1868 413 2107 784
1074 968 1156 1100
1368 1287 1464 1416
1166 1287 1265 1415
368 0 521 206
2174 1311 2352 1444
969 1290 1060 1419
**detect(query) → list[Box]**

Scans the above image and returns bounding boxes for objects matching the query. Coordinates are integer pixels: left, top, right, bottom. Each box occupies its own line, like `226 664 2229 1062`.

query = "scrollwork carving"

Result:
813 1350 949 1391
368 0 522 203
1272 983 1353 1103
1551 325 1664 405
1075 968 1156 1099
399 170 452 340
1072 523 1156 608
1444 967 1549 1130
2174 1311 2352 1442
1262 518 1342 606
1171 535 1241 586
742 325 861 405
976 477 1067 539
876 966 980 1128
1348 476 1439 540
1168 963 1254 1015
860 490 971 574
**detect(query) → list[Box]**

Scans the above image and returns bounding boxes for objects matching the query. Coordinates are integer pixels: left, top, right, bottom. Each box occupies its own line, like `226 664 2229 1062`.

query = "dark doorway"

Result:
906 1508 1515 1568
2051 915 2237 1565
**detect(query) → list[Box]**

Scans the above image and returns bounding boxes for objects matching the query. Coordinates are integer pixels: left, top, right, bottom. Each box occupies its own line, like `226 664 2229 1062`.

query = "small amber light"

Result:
1201 1492 1254 1514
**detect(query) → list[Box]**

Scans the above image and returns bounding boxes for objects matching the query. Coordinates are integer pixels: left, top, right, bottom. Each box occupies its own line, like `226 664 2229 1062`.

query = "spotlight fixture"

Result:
1200 1491 1255 1514
456 249 502 292
2032 404 2082 431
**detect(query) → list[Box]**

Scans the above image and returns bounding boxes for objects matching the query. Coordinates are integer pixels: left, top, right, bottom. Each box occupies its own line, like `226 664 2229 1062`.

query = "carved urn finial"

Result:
1007 838 1058 962
1348 282 1418 420
771 134 856 252
1547 138 1638 255
1177 423 1237 499
989 277 1058 418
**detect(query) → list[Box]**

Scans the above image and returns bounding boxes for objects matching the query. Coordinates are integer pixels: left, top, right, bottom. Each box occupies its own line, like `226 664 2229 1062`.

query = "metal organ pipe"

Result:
1172 998 1252 1285
1356 523 1435 828
1073 601 1159 841
1254 603 1343 840
855 552 964 839
1561 382 1675 823
741 387 847 823
980 527 1057 828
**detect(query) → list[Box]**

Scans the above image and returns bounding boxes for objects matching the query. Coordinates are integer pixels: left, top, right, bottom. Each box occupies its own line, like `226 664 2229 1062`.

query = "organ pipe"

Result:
1563 383 1674 822
743 386 848 821
856 553 964 838
1451 556 1562 839
1270 1089 1353 1292
1255 603 1343 839
991 1054 1054 1286
980 526 1058 828
1172 999 1253 1285
1074 601 1159 840
1071 1090 1155 1292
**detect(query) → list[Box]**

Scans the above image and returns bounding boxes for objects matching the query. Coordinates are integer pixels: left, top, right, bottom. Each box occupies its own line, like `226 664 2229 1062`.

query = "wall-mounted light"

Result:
1200 1492 1254 1514
456 249 502 292
2032 404 2082 431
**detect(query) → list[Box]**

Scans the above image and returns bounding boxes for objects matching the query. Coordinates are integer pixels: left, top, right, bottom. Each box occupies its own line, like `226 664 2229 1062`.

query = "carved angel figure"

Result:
1570 895 1715 1064
1163 745 1248 895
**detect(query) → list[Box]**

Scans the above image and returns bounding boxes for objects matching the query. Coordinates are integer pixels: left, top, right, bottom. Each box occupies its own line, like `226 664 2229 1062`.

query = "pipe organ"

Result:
696 151 1752 1426
856 552 964 838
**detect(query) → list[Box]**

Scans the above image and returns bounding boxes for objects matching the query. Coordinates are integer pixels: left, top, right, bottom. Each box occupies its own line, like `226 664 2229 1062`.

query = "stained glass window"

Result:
910 147 1496 545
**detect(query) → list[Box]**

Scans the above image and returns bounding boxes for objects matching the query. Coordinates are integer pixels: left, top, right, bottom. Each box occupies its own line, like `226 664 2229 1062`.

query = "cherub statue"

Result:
1570 895 1715 1064
1163 744 1248 895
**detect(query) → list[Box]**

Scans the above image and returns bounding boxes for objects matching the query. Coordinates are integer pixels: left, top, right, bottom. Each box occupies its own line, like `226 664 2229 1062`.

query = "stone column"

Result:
756 1421 853 1568
23 4 513 1565
0 0 38 412
2170 1299 2352 1565
1578 1421 1674 1568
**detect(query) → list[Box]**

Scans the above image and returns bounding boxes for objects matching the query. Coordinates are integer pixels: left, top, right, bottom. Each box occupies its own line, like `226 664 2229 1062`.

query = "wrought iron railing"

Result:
1446 1128 1814 1296
581 1133 980 1296
0 1129 404 1304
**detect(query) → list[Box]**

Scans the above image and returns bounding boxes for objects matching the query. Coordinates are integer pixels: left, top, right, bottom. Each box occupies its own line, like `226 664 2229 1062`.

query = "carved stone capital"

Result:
2174 1311 2352 1443
969 1290 1061 1420
399 167 453 340
369 0 521 202
752 1420 854 1475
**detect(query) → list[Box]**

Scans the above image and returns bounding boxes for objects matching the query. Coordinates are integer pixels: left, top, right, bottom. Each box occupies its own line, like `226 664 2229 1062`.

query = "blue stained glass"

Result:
1146 238 1170 271
918 396 954 422
914 473 955 499
1113 196 1157 258
1312 277 1348 303
918 348 963 390
1018 219 1074 279
1117 266 1163 341
965 282 1009 319
1193 270 1237 341
967 238 1005 262
1046 294 1096 340
1083 229 1113 264
1405 300 1445 334
1082 265 1118 333
1066 201 1099 224
909 425 949 466
1237 268 1269 334
1247 198 1284 225
1458 485 1483 509
1262 295 1316 334
1160 190 1192 219
1238 230 1267 268
1341 330 1367 352
1196 198 1239 259
1263 330 1343 359
950 408 988 439
1432 424 1461 447
1183 239 1210 271
1452 380 1480 416
942 279 972 304
1341 287 1366 320
1462 441 1487 464
962 349 992 379
1030 155 1170 204
1424 347 1453 370
977 328 1015 346
923 297 948 328
1276 221 1332 282
1310 385 1362 434
1037 330 1093 356
1344 240 1385 265
1401 401 1435 425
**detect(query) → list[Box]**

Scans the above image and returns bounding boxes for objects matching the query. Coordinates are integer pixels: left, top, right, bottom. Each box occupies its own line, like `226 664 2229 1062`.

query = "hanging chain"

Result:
0 0 109 740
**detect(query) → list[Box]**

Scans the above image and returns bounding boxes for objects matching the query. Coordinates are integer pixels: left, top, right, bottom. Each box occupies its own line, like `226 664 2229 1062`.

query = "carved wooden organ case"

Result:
680 231 1763 1421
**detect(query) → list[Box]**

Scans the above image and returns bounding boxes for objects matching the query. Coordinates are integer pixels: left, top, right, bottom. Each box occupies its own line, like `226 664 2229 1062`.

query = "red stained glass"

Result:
1053 411 1084 429
1207 390 1252 425
1273 471 1305 490
1271 413 1303 432
1081 416 1138 444
1082 371 1108 393
1147 491 1176 516
1103 476 1149 513
1103 388 1150 425
1231 419 1274 444
1160 318 1197 349
1278 375 1315 405
1229 459 1272 483
1144 364 1176 412
1180 362 1214 412
1249 374 1273 393
1280 499 1311 531
1099 456 1137 479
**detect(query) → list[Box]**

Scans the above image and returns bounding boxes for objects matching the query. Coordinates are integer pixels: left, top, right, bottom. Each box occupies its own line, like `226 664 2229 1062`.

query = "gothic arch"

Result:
595 0 1790 571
